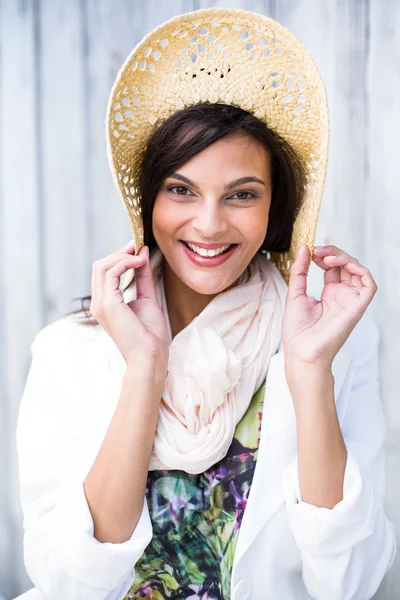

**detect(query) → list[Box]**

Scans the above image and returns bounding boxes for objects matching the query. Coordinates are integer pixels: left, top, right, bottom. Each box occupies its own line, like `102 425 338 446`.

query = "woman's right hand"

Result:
90 240 169 375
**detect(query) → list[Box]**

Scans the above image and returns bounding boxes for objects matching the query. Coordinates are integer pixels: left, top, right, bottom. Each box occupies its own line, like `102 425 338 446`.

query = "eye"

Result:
166 186 257 201
167 185 192 196
229 191 257 201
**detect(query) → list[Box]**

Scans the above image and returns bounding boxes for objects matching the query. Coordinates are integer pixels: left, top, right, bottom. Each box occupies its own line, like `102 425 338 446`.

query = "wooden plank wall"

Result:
1 0 398 597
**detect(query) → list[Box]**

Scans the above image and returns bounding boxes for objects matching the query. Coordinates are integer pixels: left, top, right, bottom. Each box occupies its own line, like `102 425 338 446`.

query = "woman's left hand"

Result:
282 244 378 370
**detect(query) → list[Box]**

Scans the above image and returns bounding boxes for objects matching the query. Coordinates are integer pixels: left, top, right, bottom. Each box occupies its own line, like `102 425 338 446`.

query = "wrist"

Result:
284 350 332 378
125 361 167 387
284 358 334 397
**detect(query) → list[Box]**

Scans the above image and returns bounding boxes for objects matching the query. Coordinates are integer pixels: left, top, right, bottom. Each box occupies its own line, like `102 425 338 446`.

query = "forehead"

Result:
178 134 271 176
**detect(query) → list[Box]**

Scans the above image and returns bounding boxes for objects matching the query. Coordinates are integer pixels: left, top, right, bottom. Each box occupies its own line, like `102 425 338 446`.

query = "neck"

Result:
163 260 239 339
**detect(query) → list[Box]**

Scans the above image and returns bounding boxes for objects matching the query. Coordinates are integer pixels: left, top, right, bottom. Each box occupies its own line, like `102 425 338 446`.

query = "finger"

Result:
321 254 359 266
286 244 310 304
313 245 360 265
340 265 353 286
101 257 146 301
93 251 144 277
312 251 359 286
108 240 137 260
348 272 364 289
345 263 378 303
322 255 361 287
92 250 145 286
91 240 137 287
312 253 342 285
312 245 339 254
90 257 146 326
91 253 145 297
103 239 137 259
135 246 158 301
122 239 136 251
337 261 363 288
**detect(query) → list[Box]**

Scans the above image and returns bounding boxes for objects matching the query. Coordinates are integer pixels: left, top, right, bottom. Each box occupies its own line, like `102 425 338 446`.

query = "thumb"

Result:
135 246 157 301
286 244 310 304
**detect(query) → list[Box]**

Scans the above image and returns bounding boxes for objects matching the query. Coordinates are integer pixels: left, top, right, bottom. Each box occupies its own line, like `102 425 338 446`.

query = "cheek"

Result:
152 196 174 237
153 199 193 245
235 206 270 242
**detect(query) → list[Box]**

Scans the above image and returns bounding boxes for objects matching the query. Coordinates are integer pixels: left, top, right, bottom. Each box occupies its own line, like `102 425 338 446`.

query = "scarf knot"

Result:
179 325 242 433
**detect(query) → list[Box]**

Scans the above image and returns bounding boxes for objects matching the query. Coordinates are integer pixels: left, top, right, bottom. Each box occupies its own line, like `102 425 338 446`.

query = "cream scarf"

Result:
123 246 288 474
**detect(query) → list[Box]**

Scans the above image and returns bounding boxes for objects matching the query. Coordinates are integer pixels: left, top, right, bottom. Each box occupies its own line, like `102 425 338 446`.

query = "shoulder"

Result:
28 314 112 385
30 313 103 356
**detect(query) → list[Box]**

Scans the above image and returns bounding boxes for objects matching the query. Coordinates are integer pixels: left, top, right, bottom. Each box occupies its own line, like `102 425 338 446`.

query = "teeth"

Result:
186 242 232 257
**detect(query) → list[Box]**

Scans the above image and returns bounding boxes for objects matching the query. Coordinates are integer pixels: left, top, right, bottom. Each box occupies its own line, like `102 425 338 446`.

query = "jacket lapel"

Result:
231 339 354 571
102 321 354 570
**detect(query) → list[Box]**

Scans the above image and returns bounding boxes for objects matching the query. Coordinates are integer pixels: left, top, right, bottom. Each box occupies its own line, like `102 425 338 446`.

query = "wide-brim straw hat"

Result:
106 7 329 289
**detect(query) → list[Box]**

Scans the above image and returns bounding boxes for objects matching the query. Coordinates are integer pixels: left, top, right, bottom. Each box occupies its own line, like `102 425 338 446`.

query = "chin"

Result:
183 272 238 295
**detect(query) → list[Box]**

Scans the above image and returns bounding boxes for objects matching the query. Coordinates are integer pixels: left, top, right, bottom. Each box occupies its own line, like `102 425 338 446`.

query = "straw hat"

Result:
105 7 329 289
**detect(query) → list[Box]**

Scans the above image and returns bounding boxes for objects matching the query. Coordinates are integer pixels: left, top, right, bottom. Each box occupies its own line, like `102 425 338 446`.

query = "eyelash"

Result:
166 185 257 201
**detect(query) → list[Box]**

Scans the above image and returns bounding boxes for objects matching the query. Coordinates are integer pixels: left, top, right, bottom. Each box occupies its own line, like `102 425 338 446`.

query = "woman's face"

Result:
152 133 273 296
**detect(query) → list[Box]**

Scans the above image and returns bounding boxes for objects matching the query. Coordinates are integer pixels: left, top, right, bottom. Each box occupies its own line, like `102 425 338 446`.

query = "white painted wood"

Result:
39 0 88 323
366 1 400 598
2 0 398 597
0 0 43 596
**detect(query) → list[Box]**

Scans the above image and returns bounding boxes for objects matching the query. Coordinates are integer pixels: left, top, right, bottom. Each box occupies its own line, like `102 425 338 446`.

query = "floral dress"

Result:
124 379 266 600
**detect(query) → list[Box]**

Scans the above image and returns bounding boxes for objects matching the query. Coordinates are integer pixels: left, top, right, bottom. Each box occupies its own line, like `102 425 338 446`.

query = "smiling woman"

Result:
69 102 306 325
16 7 396 600
152 128 279 324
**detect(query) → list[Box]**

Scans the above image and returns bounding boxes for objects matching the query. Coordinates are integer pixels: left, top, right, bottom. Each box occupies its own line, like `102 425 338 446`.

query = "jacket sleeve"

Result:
16 321 153 600
283 314 396 600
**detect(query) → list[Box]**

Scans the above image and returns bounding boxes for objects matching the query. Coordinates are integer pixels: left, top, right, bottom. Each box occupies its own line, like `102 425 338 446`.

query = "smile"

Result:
180 240 239 267
185 242 232 256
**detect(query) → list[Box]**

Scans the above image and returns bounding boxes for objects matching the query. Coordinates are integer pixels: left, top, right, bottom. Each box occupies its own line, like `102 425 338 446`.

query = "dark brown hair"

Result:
67 102 306 326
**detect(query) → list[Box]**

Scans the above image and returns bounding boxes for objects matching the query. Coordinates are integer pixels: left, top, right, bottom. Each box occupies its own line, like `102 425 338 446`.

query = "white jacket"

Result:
15 311 396 600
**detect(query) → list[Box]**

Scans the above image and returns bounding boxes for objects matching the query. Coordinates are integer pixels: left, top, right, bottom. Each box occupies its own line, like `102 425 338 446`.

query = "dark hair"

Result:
67 102 307 326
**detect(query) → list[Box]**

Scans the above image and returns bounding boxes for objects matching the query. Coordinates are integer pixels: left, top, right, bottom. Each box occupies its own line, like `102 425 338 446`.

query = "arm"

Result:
283 315 396 600
285 363 347 510
16 321 161 600
84 366 164 544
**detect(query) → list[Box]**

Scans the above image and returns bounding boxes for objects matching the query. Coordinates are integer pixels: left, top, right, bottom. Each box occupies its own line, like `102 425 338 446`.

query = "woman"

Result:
16 8 395 600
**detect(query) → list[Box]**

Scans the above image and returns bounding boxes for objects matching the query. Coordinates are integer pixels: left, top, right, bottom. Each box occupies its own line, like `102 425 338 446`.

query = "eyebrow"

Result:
168 172 266 191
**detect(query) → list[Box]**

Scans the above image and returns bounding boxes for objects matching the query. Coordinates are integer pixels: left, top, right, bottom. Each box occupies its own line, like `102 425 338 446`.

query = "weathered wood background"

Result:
1 0 399 597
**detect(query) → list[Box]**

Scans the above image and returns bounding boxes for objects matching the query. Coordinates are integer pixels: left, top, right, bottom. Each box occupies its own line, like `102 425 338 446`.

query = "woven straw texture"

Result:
105 7 330 287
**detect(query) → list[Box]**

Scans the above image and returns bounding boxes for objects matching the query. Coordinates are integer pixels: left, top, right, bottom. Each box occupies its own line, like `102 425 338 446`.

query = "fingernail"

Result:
297 245 304 259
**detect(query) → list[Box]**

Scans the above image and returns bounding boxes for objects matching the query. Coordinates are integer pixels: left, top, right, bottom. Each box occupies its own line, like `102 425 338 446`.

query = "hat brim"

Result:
106 7 329 289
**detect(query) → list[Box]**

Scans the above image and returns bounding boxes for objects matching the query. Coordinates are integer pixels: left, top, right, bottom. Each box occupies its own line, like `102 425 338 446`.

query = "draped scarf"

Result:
122 247 288 474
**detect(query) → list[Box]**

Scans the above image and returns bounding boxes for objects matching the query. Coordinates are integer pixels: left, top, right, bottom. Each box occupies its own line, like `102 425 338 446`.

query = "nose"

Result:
191 199 229 239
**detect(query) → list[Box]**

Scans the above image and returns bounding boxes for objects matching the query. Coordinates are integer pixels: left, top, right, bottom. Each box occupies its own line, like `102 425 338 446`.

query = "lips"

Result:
183 241 232 254
180 240 238 267
183 240 235 250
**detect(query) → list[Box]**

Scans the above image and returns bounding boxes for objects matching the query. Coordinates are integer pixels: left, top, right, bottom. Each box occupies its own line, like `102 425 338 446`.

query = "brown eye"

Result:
230 191 257 200
168 185 190 196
